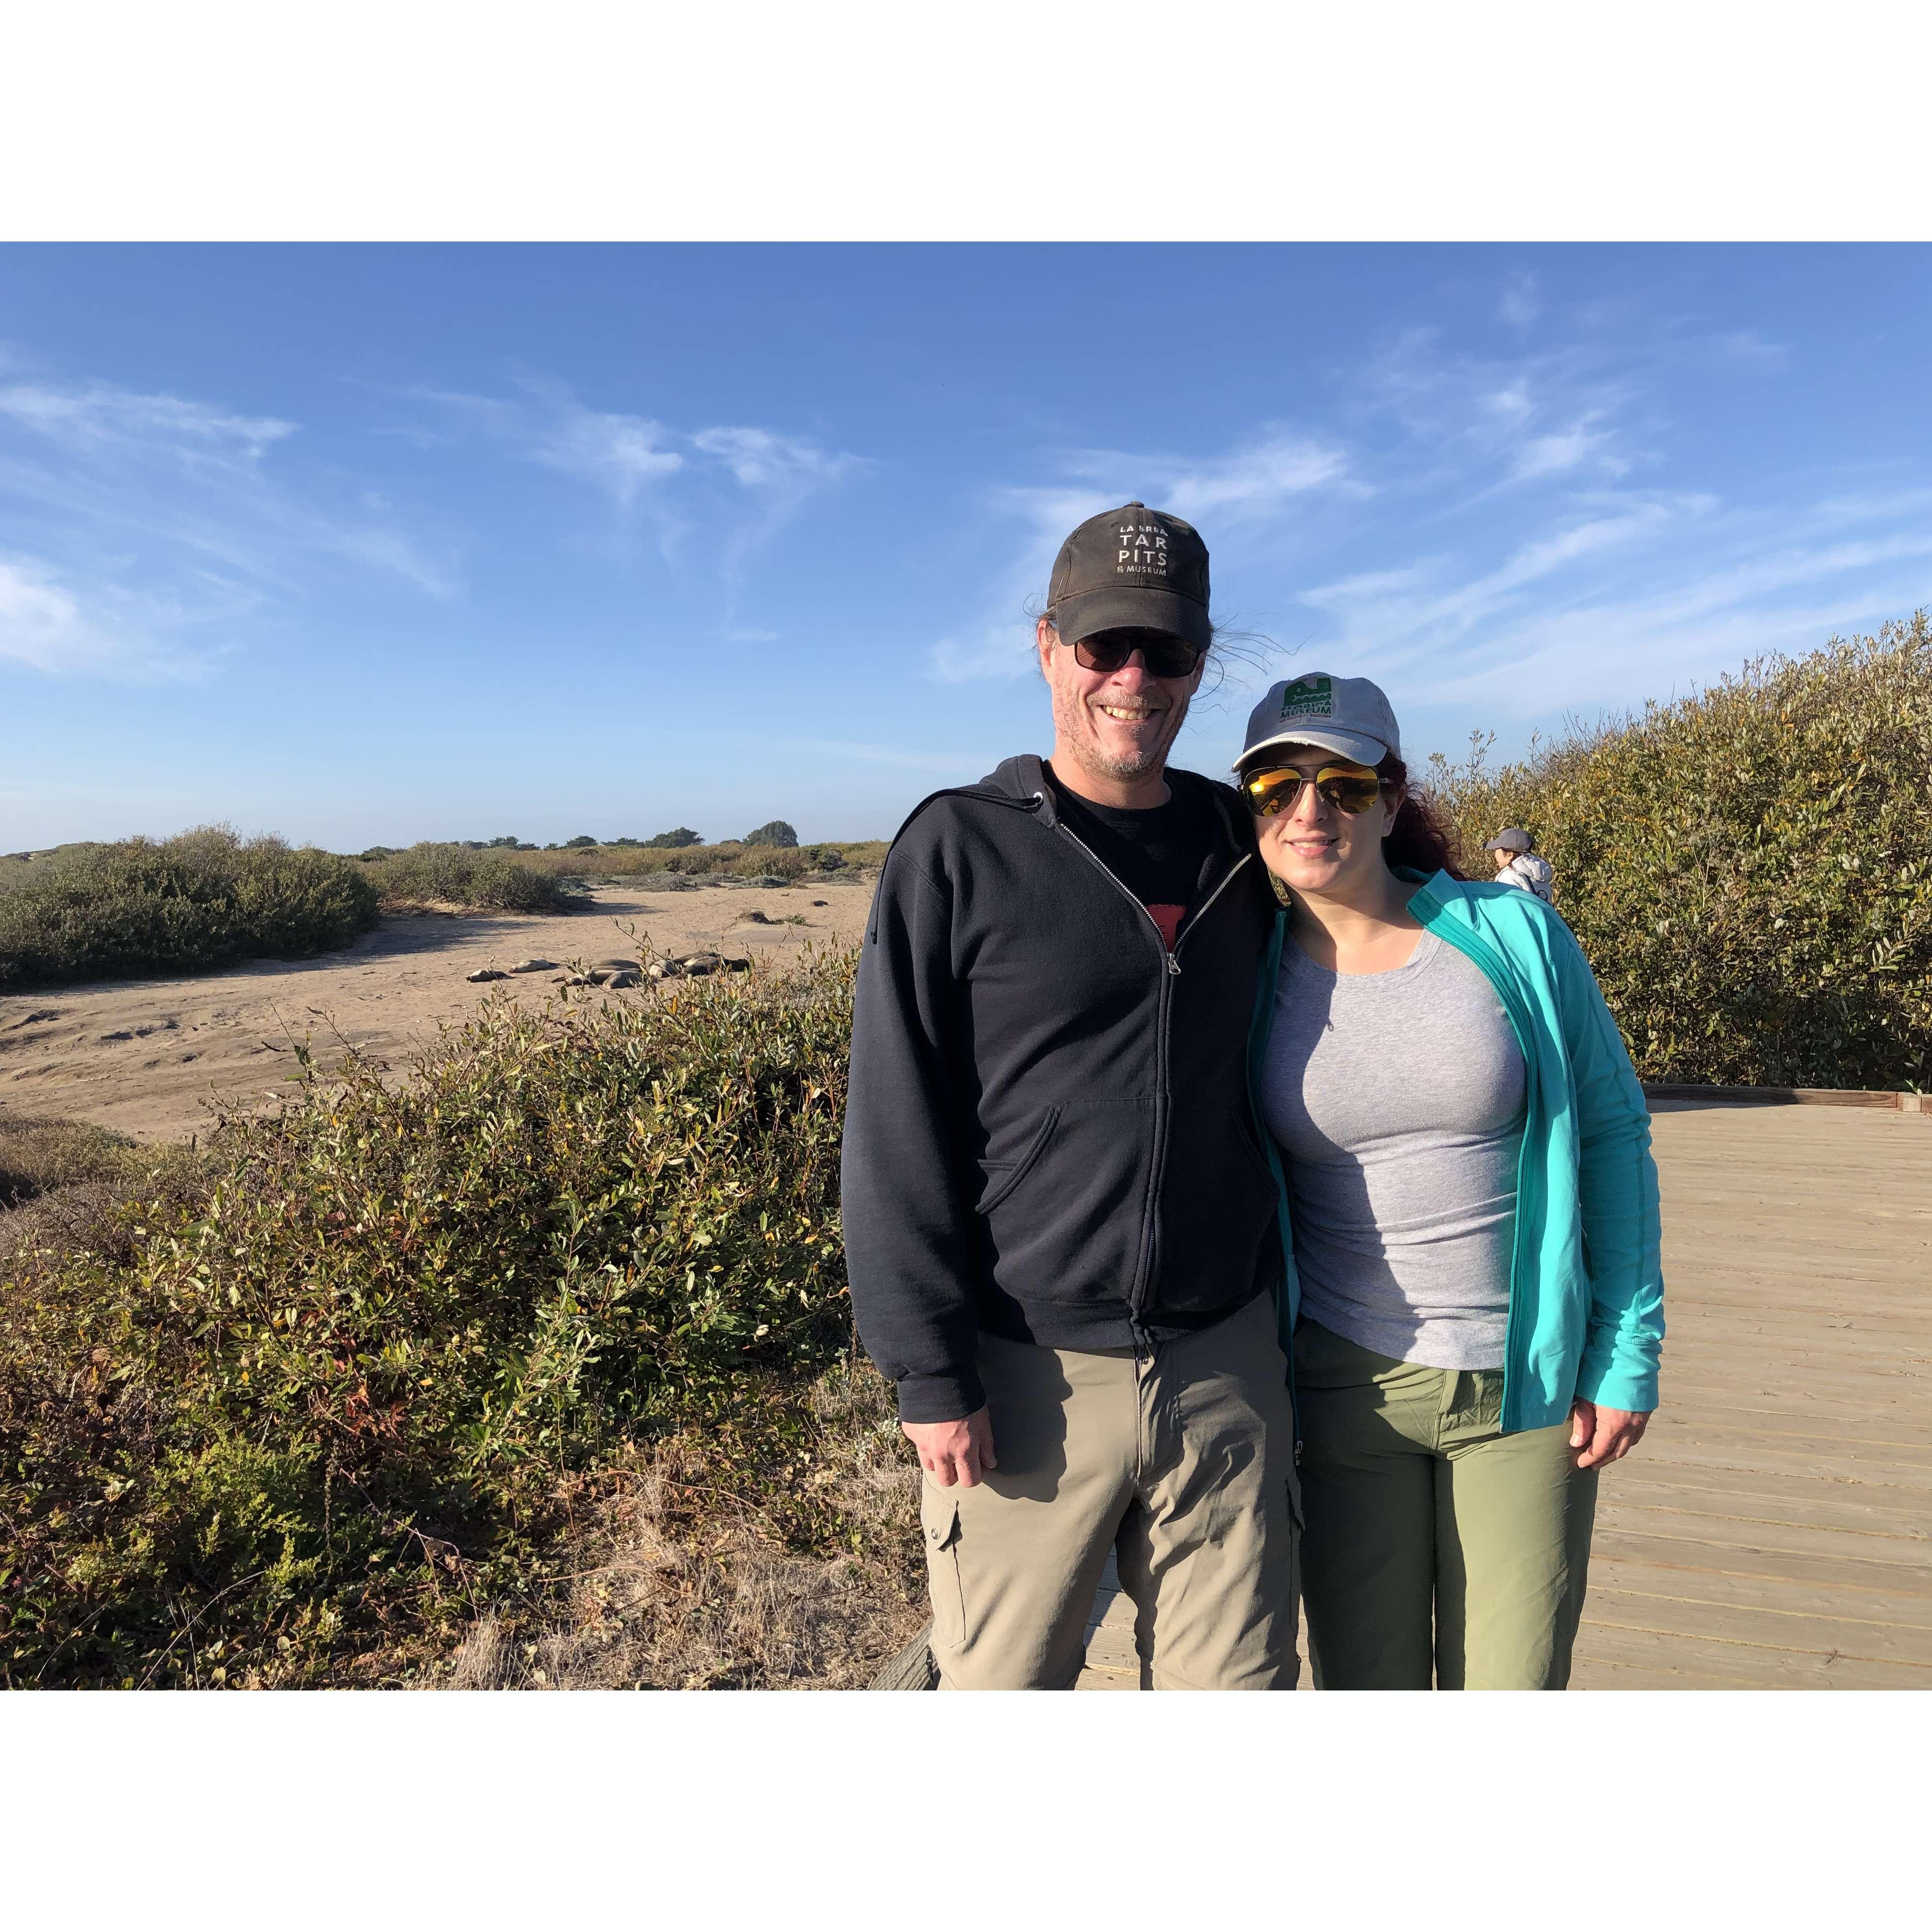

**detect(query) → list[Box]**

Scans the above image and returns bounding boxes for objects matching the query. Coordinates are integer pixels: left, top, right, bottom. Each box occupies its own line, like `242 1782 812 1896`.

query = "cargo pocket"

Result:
920 1481 966 1653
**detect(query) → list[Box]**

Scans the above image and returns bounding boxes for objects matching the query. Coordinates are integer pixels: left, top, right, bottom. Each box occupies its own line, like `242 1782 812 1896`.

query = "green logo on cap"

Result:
1280 673 1333 718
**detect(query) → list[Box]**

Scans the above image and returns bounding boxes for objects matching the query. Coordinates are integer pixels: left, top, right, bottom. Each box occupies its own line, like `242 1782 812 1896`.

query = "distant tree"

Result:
742 820 799 848
605 836 642 848
564 835 599 849
357 846 399 862
644 827 703 849
485 836 522 849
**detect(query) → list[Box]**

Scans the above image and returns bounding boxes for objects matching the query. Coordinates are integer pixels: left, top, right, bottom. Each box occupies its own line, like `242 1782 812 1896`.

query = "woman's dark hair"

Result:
1378 752 1465 880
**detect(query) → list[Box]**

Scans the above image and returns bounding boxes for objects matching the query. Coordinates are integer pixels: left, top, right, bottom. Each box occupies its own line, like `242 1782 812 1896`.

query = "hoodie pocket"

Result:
973 1106 1061 1218
978 1097 1155 1307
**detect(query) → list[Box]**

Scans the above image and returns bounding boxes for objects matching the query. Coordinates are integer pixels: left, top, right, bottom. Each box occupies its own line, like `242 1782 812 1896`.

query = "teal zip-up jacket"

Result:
1245 868 1665 1434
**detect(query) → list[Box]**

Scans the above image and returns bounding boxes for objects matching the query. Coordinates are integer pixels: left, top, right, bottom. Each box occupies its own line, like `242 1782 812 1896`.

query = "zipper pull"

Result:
1166 953 1182 978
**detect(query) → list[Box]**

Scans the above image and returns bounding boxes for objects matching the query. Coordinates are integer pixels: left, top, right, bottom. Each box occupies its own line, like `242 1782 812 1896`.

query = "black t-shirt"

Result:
1045 764 1225 950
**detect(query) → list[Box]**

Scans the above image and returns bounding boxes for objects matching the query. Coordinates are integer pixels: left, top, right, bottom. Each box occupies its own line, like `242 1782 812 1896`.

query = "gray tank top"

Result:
1260 929 1525 1370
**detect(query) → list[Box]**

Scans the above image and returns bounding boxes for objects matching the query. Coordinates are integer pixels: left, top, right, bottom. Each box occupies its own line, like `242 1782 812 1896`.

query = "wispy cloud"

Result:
533 401 684 508
1498 271 1541 331
0 356 455 678
1718 328 1790 370
690 425 863 620
1506 410 1631 483
1359 329 1649 496
0 380 295 464
402 382 862 620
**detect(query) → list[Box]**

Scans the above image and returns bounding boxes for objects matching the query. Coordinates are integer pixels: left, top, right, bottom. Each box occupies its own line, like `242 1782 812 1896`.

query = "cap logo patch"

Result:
1279 673 1333 718
1115 523 1171 579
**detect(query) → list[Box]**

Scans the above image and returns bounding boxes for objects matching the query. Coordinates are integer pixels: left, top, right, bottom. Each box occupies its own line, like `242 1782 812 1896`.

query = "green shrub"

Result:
1426 615 1932 1089
644 828 704 850
743 820 799 848
0 827 380 991
0 949 861 1687
361 843 582 914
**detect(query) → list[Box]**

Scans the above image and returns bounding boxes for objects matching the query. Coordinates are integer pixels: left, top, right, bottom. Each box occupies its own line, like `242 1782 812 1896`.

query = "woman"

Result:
1235 671 1663 1690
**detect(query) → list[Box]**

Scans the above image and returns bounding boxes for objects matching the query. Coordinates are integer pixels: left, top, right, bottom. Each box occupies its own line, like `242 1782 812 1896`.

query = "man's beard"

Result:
1063 692 1184 782
1080 738 1168 781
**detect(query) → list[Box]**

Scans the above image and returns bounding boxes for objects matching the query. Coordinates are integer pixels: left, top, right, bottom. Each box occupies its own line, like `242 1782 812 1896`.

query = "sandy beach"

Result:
0 878 874 1144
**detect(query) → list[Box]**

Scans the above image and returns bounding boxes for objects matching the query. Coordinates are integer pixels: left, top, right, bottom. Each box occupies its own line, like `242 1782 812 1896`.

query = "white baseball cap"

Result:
1235 671 1401 772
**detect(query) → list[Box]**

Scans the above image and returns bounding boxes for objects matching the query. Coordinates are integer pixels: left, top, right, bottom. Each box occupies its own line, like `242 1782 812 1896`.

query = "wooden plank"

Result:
1647 1309 1932 1345
1666 1273 1932 1307
1644 1369 1932 1411
1653 1392 1932 1425
1591 1527 1932 1596
1642 1419 1932 1472
1644 1083 1909 1108
1594 1504 1932 1566
1583 1581 1932 1667
1570 1623 1923 1690
1608 1466 1931 1540
1644 1367 1932 1410
1622 1402 1932 1452
1635 1440 1932 1493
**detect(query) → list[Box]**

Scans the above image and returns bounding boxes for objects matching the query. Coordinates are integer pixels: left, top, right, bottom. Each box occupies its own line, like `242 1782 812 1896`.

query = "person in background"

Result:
842 502 1298 1690
1486 826 1555 904
1236 672 1663 1690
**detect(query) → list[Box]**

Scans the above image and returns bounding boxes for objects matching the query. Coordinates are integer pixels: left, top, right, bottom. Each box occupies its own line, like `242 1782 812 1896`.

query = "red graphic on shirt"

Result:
1146 903 1186 950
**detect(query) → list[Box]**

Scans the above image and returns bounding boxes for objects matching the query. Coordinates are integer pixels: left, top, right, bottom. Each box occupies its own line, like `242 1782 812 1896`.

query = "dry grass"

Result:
447 1358 925 1690
0 1114 138 1207
0 1120 212 1271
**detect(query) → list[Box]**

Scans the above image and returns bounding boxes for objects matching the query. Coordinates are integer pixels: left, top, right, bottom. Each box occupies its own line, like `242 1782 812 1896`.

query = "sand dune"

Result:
0 879 873 1143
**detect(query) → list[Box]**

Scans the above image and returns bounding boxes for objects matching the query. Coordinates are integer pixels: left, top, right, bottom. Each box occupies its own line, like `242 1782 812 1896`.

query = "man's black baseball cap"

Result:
1045 501 1212 652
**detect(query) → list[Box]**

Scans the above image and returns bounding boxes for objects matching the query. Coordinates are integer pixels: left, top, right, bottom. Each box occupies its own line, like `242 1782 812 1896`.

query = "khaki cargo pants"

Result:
920 1291 1301 1690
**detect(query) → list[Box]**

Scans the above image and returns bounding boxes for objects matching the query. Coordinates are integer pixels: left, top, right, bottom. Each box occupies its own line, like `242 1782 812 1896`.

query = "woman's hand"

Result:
1569 1399 1651 1469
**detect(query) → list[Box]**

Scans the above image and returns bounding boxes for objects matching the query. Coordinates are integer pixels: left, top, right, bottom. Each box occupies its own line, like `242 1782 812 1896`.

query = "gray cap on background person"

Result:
1485 827 1535 853
1235 671 1402 772
1045 501 1212 650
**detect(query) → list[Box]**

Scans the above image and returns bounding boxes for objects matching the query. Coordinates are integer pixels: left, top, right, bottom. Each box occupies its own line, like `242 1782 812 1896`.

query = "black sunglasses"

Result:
1070 628 1204 679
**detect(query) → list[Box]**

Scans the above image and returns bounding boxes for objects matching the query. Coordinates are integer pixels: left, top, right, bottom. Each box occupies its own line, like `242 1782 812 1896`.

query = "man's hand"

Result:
903 1407 998 1487
1569 1399 1651 1470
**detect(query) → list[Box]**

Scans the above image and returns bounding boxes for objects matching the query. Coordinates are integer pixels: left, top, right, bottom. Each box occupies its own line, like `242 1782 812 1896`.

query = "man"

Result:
841 501 1299 1690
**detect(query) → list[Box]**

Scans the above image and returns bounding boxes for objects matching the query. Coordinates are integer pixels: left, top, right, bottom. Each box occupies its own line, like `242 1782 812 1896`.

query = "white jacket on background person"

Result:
1495 851 1555 904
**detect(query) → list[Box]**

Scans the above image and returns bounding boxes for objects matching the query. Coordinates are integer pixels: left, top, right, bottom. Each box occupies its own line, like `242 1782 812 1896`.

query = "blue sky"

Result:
4 243 1930 851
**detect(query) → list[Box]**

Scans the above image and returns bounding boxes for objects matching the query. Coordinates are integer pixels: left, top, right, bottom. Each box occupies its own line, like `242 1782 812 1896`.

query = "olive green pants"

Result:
1292 1318 1598 1690
920 1291 1302 1690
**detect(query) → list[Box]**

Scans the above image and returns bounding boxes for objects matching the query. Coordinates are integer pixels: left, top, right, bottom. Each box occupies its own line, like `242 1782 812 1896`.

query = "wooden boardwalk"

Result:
1078 1100 1932 1690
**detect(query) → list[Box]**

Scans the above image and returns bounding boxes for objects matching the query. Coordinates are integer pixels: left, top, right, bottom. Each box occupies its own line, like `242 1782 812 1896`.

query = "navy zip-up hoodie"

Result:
841 754 1285 1422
